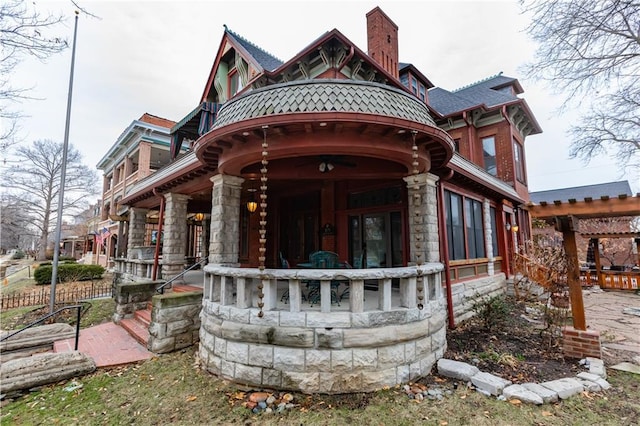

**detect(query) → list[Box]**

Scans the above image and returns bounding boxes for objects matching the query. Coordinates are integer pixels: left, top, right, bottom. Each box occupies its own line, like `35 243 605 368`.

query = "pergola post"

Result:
556 215 586 331
592 237 603 287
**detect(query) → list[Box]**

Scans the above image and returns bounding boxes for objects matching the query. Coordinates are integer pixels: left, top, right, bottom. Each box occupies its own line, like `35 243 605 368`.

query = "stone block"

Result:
234 363 263 386
318 372 362 394
576 371 611 390
282 371 319 394
306 312 351 328
331 349 353 370
576 378 601 392
226 341 249 364
540 378 584 399
470 371 512 396
437 358 479 381
315 328 343 349
361 367 397 391
273 347 305 371
305 350 331 371
378 344 405 367
279 311 306 327
522 382 558 403
248 344 273 367
166 319 193 336
262 368 282 388
352 348 378 370
149 336 175 353
502 384 543 405
586 357 607 379
174 331 194 350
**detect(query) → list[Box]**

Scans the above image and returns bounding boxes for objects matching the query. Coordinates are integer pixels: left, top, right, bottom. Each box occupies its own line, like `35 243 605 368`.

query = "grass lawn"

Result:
1 345 639 426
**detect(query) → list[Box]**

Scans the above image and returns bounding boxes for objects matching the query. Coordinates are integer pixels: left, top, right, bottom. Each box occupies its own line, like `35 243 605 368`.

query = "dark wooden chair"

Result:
307 251 341 306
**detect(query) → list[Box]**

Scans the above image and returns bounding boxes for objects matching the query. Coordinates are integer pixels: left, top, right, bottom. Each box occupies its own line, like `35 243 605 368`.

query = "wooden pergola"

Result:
525 194 640 331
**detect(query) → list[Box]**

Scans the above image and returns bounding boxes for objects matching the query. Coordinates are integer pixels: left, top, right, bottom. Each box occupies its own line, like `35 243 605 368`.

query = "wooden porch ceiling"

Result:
525 194 640 219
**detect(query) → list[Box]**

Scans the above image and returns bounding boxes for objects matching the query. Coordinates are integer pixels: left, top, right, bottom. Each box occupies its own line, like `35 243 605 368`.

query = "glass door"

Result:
349 211 403 268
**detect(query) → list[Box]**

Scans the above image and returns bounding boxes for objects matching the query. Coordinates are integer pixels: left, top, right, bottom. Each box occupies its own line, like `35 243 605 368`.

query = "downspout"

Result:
437 171 456 329
152 188 165 281
336 45 355 75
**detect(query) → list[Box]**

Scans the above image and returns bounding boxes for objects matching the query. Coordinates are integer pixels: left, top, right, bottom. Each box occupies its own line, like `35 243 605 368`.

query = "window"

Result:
465 198 485 258
490 207 499 256
418 84 426 102
229 70 242 97
514 139 525 183
482 136 497 176
445 191 465 260
453 138 460 152
410 78 418 96
445 190 487 260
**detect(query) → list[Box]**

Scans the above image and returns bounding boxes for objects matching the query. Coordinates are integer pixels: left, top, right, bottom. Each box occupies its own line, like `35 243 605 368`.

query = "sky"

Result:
5 0 639 199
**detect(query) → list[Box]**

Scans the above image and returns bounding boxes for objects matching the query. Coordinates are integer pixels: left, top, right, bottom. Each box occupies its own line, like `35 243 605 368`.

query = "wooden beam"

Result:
527 197 640 219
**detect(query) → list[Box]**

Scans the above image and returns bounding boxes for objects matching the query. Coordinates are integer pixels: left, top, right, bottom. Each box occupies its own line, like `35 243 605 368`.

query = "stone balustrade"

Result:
199 263 448 394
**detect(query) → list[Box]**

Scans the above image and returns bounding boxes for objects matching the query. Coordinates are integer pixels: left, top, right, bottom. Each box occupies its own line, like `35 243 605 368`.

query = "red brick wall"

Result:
562 326 602 359
366 7 399 79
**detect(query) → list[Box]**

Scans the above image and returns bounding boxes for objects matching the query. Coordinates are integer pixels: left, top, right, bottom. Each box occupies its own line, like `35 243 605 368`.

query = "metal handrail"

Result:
156 256 207 294
0 304 85 350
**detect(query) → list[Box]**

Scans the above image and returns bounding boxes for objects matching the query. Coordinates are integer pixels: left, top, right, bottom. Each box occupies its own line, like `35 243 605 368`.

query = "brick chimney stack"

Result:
366 7 399 79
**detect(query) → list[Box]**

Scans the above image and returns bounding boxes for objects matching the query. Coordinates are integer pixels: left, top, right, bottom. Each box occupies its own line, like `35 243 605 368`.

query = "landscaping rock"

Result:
436 359 479 381
585 357 607 379
522 382 558 403
470 371 512 396
540 378 584 399
502 384 544 405
576 372 611 390
0 351 95 394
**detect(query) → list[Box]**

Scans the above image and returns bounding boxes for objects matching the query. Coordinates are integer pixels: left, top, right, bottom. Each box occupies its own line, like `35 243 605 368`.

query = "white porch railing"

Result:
202 264 445 313
114 258 159 280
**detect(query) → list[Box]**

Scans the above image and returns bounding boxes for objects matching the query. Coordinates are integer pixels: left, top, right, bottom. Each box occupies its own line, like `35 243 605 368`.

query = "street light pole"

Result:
50 11 79 314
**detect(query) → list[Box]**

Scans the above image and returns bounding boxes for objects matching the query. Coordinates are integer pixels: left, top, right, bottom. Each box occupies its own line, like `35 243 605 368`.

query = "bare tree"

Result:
3 140 98 260
0 195 38 253
0 0 67 146
521 0 640 170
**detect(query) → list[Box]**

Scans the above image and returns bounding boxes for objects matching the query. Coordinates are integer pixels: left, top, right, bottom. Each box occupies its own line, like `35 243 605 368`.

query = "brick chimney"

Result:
366 7 399 79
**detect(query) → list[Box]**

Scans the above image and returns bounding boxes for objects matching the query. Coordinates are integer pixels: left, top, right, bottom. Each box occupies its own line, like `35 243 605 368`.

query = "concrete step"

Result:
134 308 151 327
119 317 150 347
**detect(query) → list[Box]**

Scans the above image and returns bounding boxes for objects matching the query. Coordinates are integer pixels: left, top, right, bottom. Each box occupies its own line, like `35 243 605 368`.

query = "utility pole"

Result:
50 11 79 313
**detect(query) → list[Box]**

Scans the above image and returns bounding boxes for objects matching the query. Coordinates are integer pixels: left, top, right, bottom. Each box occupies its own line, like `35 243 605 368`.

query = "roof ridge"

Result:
223 24 284 64
452 71 504 93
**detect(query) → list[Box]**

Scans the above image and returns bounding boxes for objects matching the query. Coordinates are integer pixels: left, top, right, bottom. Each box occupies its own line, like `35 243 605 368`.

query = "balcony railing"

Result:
202 264 445 314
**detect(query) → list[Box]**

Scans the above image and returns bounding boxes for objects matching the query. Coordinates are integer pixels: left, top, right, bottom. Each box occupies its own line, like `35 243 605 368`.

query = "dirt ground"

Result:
443 288 640 385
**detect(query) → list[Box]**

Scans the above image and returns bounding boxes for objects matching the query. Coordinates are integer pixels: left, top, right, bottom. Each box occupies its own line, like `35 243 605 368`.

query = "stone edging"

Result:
435 357 610 404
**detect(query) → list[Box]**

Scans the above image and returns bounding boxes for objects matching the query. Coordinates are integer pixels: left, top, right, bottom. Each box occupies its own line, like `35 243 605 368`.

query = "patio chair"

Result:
307 251 341 306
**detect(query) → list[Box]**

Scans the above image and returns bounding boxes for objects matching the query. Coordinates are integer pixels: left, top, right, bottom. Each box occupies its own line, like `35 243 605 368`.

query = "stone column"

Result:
404 173 440 264
162 193 191 279
127 207 148 255
209 174 244 265
483 198 495 276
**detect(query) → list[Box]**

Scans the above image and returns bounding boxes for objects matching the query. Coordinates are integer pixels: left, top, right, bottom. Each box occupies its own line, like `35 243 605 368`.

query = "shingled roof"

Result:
427 73 521 116
529 181 633 204
224 26 284 72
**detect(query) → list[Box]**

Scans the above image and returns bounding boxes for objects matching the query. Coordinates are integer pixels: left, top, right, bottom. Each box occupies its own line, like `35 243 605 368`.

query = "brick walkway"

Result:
54 322 154 367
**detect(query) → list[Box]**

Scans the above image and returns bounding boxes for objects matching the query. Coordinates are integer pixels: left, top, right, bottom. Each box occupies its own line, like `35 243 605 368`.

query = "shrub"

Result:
34 264 105 285
472 294 511 331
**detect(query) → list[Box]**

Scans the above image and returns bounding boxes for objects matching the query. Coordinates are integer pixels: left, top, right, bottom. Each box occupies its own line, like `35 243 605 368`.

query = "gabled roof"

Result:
427 73 522 116
399 62 434 89
224 26 283 72
529 181 634 204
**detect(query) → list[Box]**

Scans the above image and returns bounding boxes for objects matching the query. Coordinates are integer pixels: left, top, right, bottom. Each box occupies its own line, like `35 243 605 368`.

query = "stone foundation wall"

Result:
112 280 160 322
198 299 447 394
449 273 507 324
148 292 202 353
562 326 602 359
